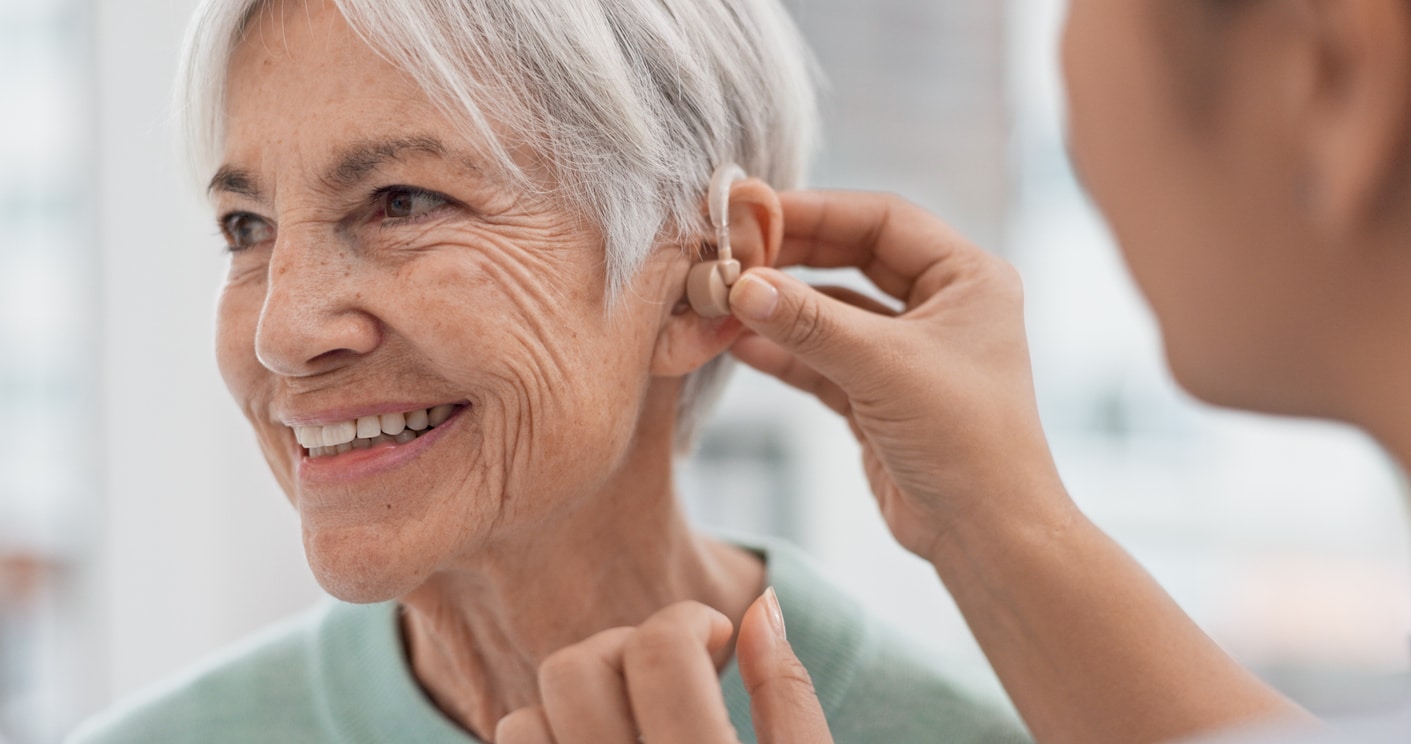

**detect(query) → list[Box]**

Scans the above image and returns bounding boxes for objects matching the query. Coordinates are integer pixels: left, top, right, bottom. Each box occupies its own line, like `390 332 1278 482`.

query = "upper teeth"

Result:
293 404 459 450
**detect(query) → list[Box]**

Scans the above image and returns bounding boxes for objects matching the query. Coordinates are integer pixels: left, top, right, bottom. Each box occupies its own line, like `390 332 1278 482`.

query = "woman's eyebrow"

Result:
322 135 478 190
208 166 263 201
206 135 480 202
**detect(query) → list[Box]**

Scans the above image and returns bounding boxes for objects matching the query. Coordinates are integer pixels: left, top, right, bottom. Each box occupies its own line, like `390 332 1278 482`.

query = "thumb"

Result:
737 588 835 744
729 268 879 387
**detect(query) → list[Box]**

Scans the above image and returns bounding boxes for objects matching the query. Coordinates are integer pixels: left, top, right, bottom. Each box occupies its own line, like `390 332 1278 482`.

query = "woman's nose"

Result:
253 237 381 377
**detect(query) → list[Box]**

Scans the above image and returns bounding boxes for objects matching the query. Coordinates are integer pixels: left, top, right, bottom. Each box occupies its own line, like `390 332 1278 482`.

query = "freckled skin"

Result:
214 0 769 735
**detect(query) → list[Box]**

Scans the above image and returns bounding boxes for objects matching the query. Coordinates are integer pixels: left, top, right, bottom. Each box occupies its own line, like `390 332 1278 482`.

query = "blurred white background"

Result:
1 0 1408 741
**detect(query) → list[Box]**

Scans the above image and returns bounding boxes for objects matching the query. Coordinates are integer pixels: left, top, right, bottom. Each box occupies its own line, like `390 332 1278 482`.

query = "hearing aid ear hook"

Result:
686 163 748 318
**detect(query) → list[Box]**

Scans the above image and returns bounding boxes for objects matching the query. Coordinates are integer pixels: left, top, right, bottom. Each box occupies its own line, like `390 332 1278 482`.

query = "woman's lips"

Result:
292 403 469 484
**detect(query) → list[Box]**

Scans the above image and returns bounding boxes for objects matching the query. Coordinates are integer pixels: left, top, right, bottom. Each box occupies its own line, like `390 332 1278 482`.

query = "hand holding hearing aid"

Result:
725 189 1071 562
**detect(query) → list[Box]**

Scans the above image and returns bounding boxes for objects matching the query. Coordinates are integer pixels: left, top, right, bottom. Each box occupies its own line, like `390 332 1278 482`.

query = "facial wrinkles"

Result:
470 232 612 519
352 197 625 537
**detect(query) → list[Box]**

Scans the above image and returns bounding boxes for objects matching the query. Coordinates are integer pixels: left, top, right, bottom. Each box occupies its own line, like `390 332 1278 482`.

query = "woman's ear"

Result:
1299 0 1411 233
722 177 785 273
650 177 783 378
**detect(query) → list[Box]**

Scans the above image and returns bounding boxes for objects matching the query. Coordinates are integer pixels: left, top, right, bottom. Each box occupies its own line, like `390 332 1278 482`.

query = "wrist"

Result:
922 465 1080 578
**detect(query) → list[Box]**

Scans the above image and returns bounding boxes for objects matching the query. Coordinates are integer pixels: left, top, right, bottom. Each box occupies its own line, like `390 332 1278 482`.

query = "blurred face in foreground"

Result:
1062 0 1411 437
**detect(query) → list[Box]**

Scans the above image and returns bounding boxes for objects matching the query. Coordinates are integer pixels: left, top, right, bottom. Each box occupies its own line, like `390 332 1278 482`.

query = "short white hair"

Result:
175 0 819 449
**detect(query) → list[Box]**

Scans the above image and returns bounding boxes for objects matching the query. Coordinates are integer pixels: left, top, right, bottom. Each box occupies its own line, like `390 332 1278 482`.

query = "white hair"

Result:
175 0 819 450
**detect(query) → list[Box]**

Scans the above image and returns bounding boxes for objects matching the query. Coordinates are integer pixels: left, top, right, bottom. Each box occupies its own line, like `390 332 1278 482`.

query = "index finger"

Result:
537 627 638 744
777 190 975 301
622 602 737 744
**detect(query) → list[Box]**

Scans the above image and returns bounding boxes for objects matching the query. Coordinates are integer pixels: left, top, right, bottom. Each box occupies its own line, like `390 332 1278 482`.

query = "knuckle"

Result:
785 293 831 354
877 190 914 212
537 647 588 696
659 599 712 620
623 623 689 669
645 600 717 633
495 708 545 744
863 193 899 249
988 256 1026 304
994 256 1023 288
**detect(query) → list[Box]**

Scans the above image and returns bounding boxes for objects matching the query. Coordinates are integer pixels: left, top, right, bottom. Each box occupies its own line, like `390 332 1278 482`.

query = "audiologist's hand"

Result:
729 190 1066 561
496 593 833 744
726 191 1308 744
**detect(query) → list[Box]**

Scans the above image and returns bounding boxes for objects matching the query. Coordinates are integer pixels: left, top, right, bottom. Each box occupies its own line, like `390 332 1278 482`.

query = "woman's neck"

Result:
397 472 765 739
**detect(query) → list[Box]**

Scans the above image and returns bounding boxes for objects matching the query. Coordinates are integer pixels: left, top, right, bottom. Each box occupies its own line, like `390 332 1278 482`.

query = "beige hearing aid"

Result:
686 163 748 318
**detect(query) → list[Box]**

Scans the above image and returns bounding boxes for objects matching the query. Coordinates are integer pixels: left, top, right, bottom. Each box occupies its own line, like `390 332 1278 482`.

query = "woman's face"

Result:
1062 1 1343 413
214 2 689 601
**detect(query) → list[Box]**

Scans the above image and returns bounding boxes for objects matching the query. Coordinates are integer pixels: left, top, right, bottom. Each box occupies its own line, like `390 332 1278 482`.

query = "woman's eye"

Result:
219 212 275 252
379 187 448 221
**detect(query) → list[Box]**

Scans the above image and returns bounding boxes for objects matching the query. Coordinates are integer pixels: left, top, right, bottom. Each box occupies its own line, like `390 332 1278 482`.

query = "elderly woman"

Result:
68 1 1027 743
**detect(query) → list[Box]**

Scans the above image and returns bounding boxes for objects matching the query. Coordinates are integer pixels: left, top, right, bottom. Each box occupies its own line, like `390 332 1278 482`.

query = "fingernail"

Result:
732 274 779 322
763 586 787 640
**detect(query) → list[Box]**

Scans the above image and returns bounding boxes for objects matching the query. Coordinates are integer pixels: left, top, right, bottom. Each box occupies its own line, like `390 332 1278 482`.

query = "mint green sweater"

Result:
68 538 1029 743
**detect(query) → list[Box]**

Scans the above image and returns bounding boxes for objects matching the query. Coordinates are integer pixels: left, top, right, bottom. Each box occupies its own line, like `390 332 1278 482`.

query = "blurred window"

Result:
0 0 95 741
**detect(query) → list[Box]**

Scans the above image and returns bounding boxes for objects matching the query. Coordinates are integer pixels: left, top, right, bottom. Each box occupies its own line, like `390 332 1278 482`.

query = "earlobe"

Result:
652 168 783 377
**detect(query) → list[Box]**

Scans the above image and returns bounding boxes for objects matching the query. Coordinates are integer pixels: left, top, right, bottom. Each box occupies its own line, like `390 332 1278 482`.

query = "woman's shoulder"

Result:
730 535 1031 743
64 602 343 744
829 628 1031 744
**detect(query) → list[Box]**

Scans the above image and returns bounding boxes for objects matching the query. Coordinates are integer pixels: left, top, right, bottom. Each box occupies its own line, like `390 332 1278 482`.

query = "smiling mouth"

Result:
291 403 467 459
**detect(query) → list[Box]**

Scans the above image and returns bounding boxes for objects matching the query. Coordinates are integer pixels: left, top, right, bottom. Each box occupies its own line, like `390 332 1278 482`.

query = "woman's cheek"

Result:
389 223 645 504
484 336 575 464
214 279 266 402
471 310 644 527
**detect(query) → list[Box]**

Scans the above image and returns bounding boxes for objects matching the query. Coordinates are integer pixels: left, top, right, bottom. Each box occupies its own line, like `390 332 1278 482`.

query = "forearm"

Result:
929 488 1310 744
735 190 1314 741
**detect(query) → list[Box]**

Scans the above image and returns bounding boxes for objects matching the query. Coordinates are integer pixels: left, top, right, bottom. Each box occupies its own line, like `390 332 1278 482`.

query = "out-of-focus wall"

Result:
1 1 100 741
792 0 1011 249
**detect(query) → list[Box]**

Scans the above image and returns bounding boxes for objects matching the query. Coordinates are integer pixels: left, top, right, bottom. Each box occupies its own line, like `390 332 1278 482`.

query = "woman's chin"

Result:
301 526 436 604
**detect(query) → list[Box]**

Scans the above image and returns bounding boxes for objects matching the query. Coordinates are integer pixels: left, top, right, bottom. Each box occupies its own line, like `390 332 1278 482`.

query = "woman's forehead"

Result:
219 7 470 192
227 0 414 102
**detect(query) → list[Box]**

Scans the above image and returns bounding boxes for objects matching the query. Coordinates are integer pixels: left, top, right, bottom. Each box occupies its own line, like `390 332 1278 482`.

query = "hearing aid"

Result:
686 163 748 318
